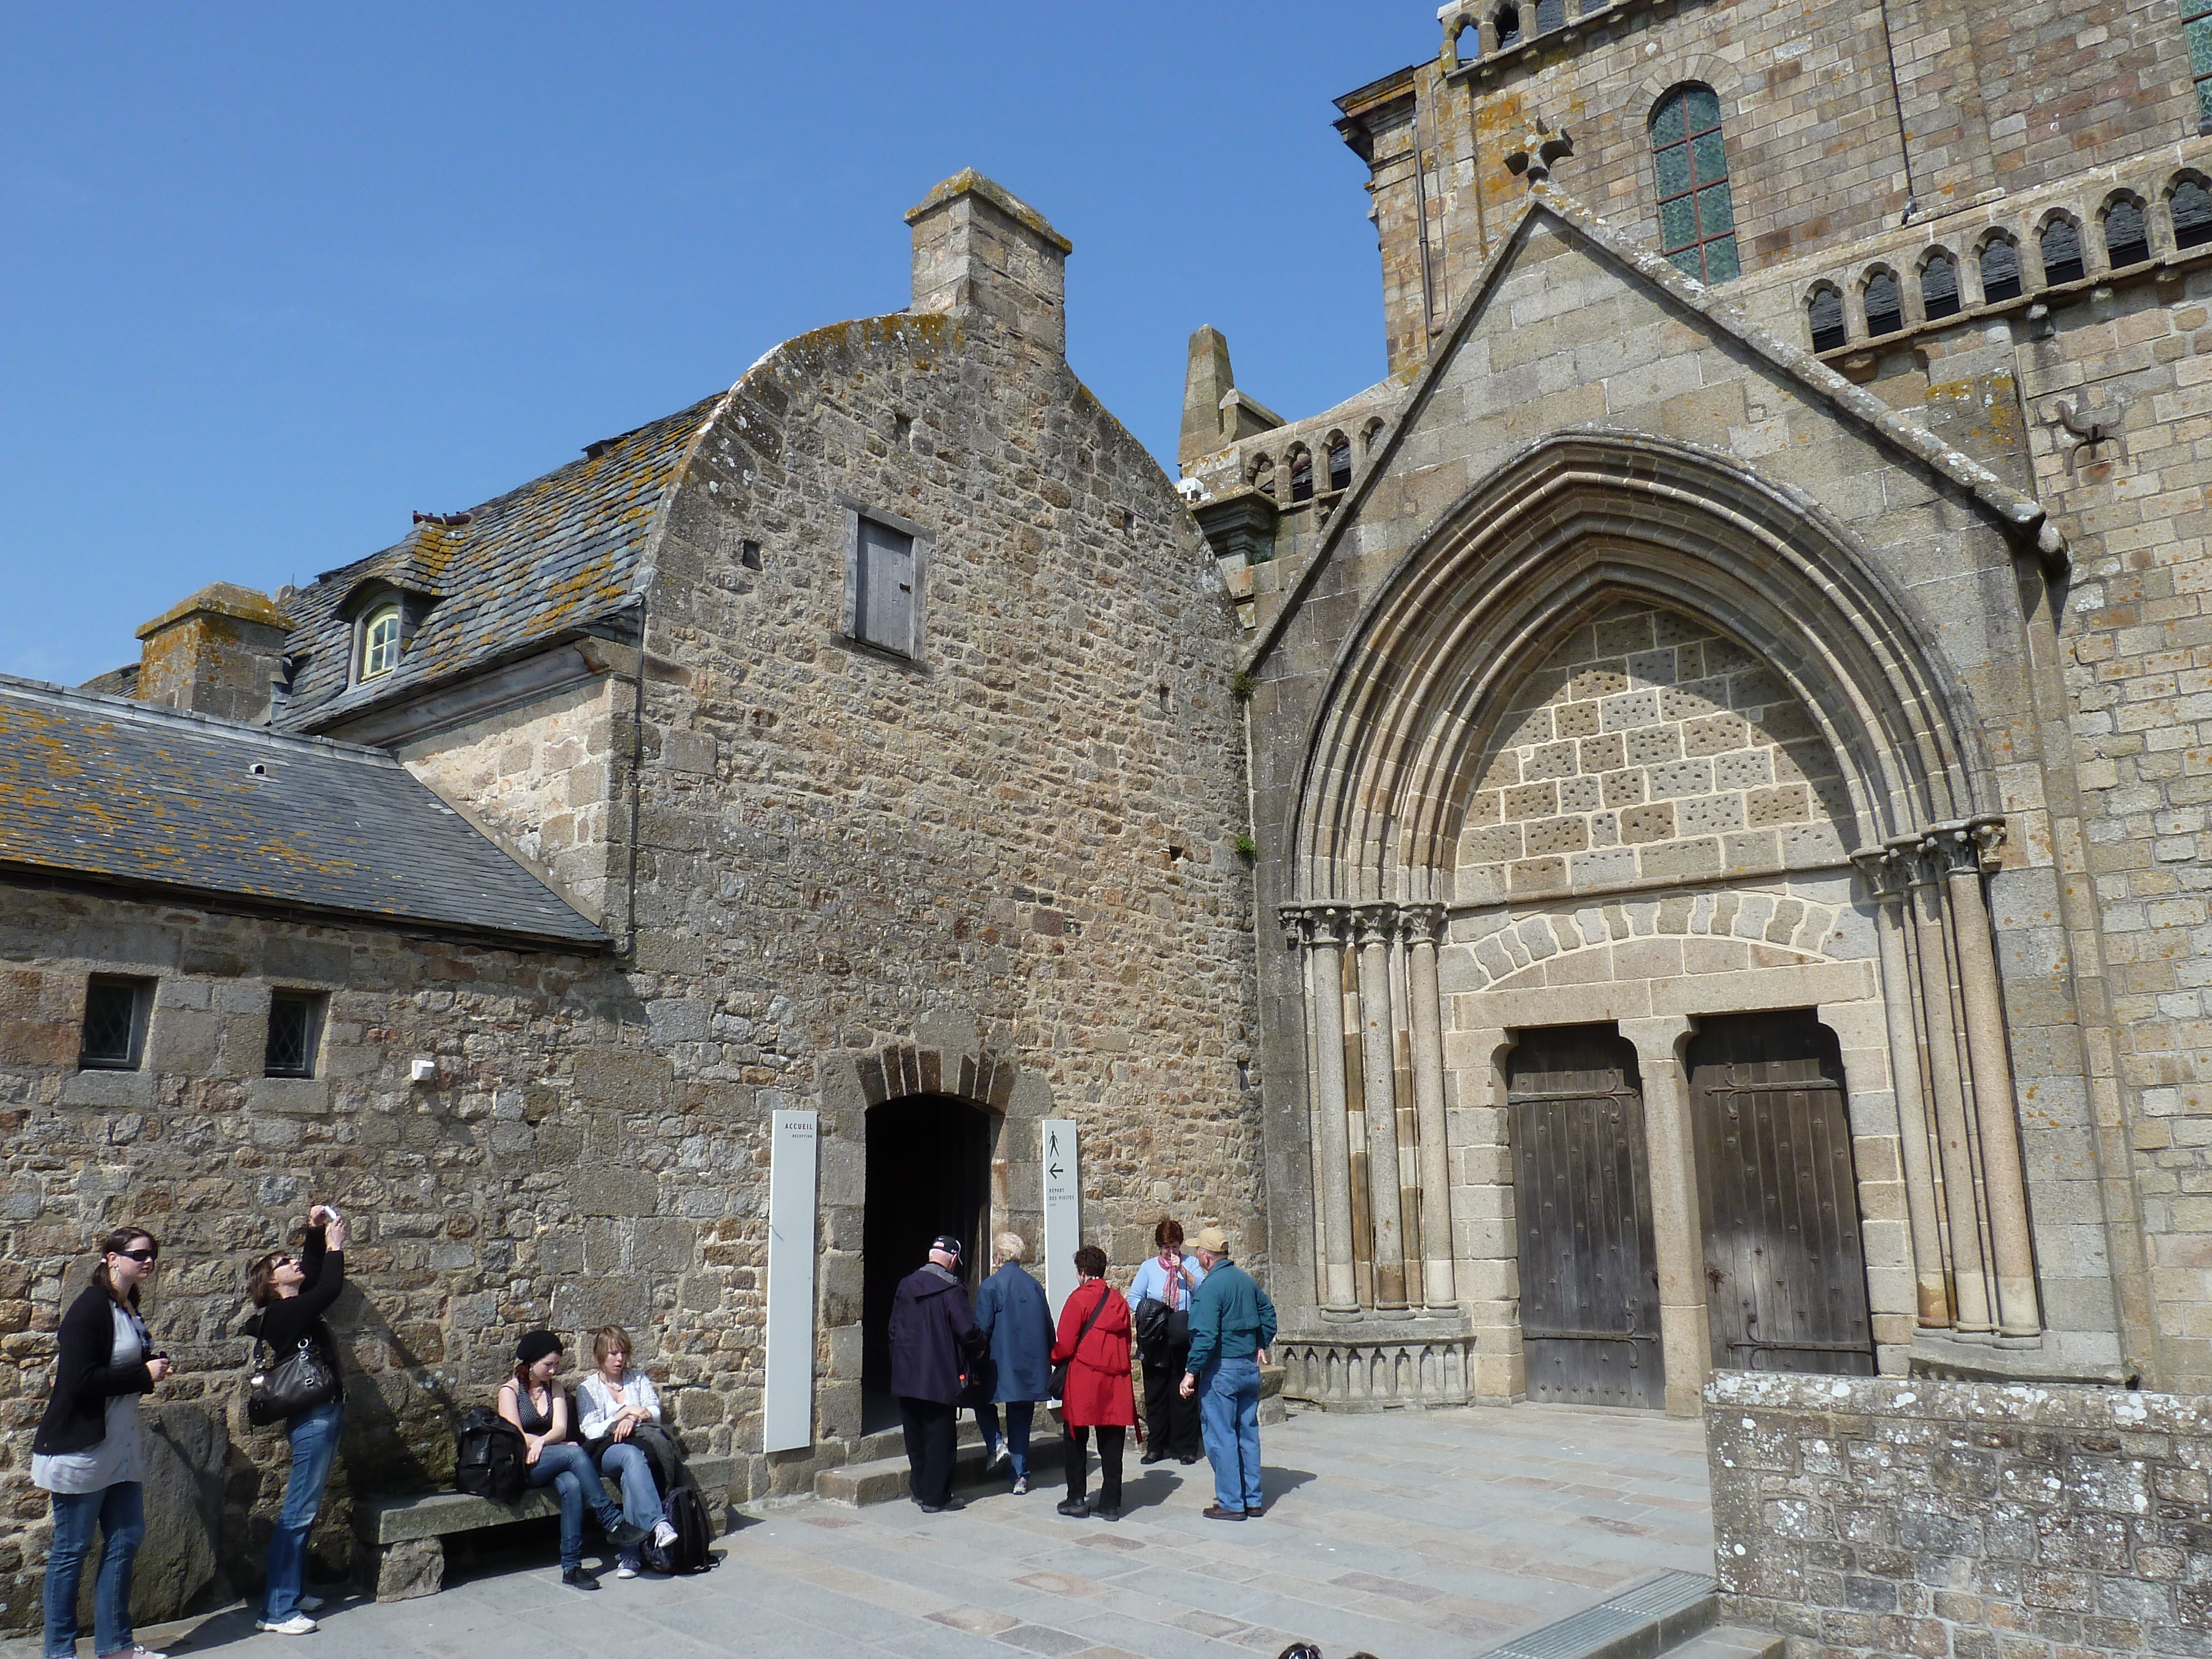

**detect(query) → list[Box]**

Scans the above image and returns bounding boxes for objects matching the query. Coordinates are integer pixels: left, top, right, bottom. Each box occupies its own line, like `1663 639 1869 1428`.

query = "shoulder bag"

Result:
1047 1284 1110 1403
247 1335 340 1427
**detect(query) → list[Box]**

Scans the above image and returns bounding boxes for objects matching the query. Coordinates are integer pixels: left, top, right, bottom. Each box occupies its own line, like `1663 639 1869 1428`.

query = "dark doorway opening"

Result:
1507 1024 1666 1409
1688 1011 1876 1376
862 1093 992 1432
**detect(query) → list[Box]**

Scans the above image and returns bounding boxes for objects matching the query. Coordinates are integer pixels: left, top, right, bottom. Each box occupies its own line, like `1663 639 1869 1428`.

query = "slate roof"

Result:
0 676 611 947
275 394 723 731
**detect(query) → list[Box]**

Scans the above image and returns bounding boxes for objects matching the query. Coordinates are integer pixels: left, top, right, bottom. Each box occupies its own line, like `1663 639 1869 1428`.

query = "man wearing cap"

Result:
1178 1225 1276 1520
888 1234 984 1512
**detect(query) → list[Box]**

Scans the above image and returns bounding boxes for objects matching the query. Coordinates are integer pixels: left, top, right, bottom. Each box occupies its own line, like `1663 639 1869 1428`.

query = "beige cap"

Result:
1192 1225 1230 1253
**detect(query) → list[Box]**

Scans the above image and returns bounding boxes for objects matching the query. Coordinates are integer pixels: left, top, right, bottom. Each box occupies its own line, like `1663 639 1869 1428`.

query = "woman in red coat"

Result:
1052 1244 1136 1521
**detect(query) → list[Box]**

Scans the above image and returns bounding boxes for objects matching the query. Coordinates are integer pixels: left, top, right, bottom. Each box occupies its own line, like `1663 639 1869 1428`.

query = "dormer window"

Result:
359 605 403 680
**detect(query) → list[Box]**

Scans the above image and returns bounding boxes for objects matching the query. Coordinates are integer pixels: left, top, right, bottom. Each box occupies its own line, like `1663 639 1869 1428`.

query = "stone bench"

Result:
353 1453 735 1599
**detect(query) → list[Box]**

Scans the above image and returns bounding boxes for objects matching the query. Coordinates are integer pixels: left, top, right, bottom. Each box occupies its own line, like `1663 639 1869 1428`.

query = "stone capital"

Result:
1351 903 1399 949
1851 847 1908 902
1399 902 1448 947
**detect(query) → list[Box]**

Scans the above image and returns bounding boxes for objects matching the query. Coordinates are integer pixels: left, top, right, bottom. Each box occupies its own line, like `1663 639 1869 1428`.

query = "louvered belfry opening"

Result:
2105 199 2150 268
1980 235 2023 301
2041 217 2085 285
1921 252 1960 321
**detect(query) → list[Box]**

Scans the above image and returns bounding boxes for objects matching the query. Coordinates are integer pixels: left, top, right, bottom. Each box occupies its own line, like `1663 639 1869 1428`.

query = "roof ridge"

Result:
0 674 406 766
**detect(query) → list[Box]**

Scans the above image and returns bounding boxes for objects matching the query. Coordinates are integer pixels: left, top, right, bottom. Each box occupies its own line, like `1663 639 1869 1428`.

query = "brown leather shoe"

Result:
1201 1504 1248 1521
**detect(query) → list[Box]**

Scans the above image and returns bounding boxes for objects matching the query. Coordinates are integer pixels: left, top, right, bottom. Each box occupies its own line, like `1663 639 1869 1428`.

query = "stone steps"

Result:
1486 1569 1719 1659
1663 1629 1784 1659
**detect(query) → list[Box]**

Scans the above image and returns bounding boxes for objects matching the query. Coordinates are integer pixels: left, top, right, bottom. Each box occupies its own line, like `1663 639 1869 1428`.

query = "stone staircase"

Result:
815 1420 1004 1506
1483 1571 1781 1659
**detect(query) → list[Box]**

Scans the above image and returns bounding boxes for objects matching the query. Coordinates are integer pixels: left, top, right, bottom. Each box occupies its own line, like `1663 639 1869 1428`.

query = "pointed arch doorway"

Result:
860 1093 993 1432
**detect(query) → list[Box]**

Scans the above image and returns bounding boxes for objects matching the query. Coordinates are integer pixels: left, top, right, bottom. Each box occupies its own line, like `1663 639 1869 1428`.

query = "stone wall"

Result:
1707 1369 2212 1658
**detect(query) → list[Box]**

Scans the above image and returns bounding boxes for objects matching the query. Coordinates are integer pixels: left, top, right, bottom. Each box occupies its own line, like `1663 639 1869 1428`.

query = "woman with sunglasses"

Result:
30 1225 173 1659
244 1205 349 1636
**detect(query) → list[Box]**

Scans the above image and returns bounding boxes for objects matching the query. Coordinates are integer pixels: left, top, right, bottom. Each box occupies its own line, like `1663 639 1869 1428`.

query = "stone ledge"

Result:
354 1452 737 1544
1277 1320 1475 1410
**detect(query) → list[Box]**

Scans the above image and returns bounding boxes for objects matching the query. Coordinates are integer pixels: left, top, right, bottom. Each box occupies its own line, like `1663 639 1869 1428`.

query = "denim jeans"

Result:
973 1400 1035 1480
596 1441 662 1568
526 1442 621 1571
43 1481 144 1658
1197 1356 1264 1512
263 1401 343 1621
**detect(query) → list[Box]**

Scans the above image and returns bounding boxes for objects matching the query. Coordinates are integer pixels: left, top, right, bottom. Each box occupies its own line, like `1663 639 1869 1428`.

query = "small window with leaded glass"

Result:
1651 84 1740 285
80 976 153 1071
2185 0 2212 132
264 992 326 1079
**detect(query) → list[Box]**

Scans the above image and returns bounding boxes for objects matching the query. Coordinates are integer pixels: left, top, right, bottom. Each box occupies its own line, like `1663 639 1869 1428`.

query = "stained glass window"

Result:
1651 85 1739 284
2187 1 2212 129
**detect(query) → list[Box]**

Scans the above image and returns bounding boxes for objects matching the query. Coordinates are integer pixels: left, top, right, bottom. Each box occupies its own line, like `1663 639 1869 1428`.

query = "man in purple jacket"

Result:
888 1234 983 1512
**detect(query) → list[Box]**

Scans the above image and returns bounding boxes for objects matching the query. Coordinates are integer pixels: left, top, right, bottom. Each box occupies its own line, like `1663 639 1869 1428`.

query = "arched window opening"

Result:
1289 447 1314 504
1360 418 1386 457
2174 176 2212 248
1807 286 1846 352
2104 197 2150 268
1454 19 1478 64
1534 0 1565 31
1920 251 1961 321
2187 0 2212 129
1250 453 1276 498
1863 270 1902 337
359 605 403 681
2041 217 2085 286
1326 434 1353 492
1980 233 2023 303
1498 4 1522 47
1650 84 1740 284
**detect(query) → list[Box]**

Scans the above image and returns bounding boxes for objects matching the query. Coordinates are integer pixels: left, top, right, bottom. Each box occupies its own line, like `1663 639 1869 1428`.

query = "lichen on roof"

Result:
905 168 1073 255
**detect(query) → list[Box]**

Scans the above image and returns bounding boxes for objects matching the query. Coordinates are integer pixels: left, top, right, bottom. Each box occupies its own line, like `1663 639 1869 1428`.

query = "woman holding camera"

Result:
244 1204 349 1636
31 1225 173 1659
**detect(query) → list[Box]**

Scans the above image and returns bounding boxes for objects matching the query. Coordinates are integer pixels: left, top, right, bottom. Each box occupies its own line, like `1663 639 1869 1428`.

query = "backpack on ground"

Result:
453 1406 529 1503
643 1479 716 1574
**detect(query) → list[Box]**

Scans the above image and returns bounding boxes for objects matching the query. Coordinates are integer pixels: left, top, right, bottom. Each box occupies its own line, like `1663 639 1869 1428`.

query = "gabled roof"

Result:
275 395 724 731
0 676 610 948
1249 185 2067 669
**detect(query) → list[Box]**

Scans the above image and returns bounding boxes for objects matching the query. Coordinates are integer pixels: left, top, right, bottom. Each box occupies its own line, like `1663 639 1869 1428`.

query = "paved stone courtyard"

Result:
17 1404 1711 1659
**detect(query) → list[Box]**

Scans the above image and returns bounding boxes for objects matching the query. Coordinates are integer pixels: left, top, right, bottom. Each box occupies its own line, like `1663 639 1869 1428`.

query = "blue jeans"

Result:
263 1401 343 1621
973 1401 1035 1480
1197 1357 1264 1513
596 1441 662 1568
528 1442 622 1571
43 1481 144 1658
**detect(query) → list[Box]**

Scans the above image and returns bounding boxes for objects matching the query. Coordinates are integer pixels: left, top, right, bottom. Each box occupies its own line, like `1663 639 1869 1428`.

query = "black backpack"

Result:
453 1406 528 1503
644 1480 716 1574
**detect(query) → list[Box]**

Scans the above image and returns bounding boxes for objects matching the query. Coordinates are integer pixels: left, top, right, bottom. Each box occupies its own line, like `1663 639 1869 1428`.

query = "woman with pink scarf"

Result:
1128 1217 1205 1464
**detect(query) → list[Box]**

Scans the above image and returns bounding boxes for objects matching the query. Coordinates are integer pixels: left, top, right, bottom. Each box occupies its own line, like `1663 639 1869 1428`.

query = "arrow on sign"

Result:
1049 1163 1065 1178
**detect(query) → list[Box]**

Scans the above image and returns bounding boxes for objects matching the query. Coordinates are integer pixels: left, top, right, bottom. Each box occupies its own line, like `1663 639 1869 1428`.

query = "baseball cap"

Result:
929 1234 964 1259
1193 1226 1230 1253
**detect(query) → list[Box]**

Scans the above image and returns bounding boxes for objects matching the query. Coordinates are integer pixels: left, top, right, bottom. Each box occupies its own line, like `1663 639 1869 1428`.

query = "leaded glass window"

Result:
80 977 150 1071
2187 0 2212 129
265 992 322 1078
1651 85 1739 284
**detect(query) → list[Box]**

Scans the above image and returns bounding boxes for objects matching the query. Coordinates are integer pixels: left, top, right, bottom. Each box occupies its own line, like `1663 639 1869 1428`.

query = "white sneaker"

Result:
651 1520 678 1548
987 1441 1008 1469
615 1562 639 1579
96 1649 169 1659
254 1613 319 1635
1011 1476 1029 1495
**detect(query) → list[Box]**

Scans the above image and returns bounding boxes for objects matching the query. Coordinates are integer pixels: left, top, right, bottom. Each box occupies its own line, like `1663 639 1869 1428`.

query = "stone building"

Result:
0 171 1258 1619
1172 3 2212 1652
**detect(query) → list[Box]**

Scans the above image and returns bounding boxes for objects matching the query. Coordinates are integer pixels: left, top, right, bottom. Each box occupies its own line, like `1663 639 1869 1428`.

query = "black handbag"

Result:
1048 1285 1110 1402
247 1337 340 1427
1133 1296 1190 1353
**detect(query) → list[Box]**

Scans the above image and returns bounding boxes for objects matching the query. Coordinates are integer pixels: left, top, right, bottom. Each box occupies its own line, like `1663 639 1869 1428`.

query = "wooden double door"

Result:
1509 1011 1875 1407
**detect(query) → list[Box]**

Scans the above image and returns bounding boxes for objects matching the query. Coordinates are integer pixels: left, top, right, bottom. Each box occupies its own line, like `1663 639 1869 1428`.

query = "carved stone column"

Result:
1854 849 1952 1327
1900 835 1995 1333
1619 1015 1707 1417
1402 903 1457 1309
1354 905 1409 1309
1940 819 2042 1337
1301 906 1360 1313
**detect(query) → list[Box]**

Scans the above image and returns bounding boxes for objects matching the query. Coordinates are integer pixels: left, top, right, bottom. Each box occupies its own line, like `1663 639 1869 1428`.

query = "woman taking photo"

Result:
31 1225 172 1659
1051 1244 1135 1522
499 1331 648 1590
575 1326 669 1579
243 1204 349 1636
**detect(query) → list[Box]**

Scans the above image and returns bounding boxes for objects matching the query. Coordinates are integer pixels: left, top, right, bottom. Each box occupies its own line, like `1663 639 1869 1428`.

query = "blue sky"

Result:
0 4 1416 687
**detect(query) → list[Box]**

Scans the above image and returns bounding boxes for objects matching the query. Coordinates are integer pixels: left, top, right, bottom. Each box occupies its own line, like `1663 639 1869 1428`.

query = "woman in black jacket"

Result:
30 1225 171 1659
243 1205 349 1637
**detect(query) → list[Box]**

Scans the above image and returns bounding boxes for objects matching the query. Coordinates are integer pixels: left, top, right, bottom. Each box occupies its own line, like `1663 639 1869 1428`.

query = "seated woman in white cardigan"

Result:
576 1326 674 1577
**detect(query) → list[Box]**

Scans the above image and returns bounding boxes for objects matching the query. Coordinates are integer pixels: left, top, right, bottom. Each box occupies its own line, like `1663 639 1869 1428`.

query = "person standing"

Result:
1052 1245 1135 1522
497 1332 649 1589
1128 1217 1204 1466
971 1233 1052 1495
243 1204 352 1635
888 1234 983 1513
1178 1225 1277 1521
32 1226 173 1659
576 1327 672 1578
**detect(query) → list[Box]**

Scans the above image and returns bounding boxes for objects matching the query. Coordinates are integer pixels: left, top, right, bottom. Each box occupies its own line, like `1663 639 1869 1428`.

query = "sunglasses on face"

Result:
115 1249 158 1264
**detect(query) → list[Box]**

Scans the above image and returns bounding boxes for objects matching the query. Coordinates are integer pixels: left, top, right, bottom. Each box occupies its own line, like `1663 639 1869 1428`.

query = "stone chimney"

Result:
905 169 1072 356
133 582 292 724
1180 326 1237 467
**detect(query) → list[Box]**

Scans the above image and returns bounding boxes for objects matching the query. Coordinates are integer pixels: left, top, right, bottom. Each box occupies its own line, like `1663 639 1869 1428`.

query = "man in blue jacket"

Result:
972 1232 1054 1493
889 1234 984 1512
1178 1225 1277 1520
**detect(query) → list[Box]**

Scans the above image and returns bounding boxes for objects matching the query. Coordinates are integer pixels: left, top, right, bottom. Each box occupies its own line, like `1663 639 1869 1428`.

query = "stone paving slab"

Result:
12 1403 1712 1659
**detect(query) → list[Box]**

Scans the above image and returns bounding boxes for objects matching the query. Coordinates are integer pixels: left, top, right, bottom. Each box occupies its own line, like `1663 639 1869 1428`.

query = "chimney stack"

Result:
133 582 291 725
905 170 1072 356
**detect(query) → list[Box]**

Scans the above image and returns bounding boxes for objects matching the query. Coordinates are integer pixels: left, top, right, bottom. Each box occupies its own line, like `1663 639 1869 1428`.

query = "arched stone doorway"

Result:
860 1093 994 1431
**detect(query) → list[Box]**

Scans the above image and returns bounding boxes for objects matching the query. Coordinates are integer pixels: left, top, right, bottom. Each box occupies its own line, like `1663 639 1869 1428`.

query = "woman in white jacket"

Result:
576 1327 670 1578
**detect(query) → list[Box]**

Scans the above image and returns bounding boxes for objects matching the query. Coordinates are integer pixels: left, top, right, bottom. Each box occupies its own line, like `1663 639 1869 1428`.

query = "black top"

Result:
508 1383 554 1436
32 1283 154 1457
244 1225 343 1384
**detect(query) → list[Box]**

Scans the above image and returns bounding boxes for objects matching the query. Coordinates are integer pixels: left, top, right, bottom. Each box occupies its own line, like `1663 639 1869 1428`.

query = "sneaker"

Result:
103 1647 173 1658
607 1517 650 1551
652 1520 679 1548
561 1566 599 1592
253 1614 318 1636
987 1440 1008 1469
615 1561 639 1579
1011 1476 1029 1495
1056 1496 1091 1518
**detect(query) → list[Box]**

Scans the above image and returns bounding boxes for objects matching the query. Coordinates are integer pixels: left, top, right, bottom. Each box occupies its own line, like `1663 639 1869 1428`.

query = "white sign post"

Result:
763 1109 818 1454
1042 1118 1080 1321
